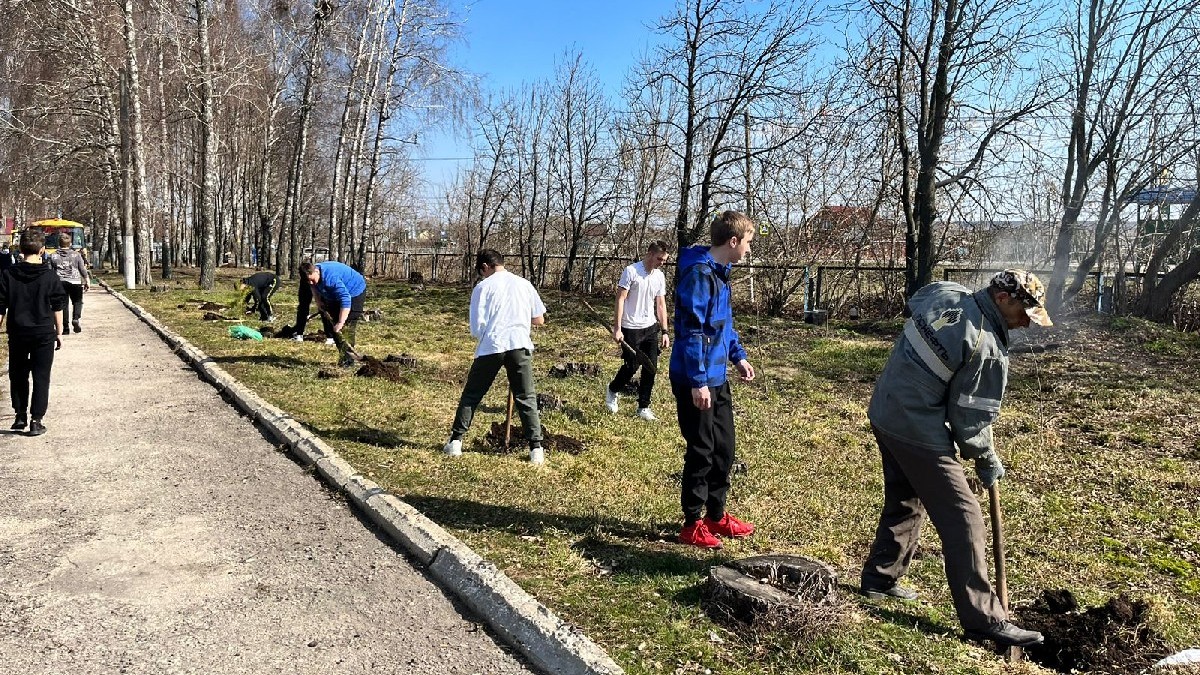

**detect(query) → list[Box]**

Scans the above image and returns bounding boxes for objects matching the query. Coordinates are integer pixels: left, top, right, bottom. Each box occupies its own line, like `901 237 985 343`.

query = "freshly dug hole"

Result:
1014 590 1171 674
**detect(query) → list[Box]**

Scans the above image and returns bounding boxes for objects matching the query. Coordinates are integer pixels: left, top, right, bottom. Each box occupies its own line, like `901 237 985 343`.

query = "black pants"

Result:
451 348 542 447
8 333 56 419
248 279 278 321
293 280 341 336
861 426 1007 631
61 281 84 328
673 380 736 524
608 326 661 408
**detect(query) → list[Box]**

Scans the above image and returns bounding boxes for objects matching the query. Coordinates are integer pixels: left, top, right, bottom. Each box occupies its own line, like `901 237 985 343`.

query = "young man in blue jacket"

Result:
670 210 757 549
299 261 367 367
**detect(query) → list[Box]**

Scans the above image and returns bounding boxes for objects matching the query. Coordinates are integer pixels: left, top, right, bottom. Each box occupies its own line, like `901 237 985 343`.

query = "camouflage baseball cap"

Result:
990 269 1052 326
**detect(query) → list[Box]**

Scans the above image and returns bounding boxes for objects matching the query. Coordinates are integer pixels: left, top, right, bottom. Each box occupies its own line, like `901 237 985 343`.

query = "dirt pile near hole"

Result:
485 422 585 456
1015 590 1171 674
355 356 408 382
548 362 600 378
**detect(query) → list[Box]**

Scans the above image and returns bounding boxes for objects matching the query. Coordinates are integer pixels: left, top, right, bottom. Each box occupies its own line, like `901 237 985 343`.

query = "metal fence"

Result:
367 248 1194 325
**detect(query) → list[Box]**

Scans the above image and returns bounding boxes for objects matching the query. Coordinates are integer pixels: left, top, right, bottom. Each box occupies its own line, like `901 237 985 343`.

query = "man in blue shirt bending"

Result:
299 261 367 367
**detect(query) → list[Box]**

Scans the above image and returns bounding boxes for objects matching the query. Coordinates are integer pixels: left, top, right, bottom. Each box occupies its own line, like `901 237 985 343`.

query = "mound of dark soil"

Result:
1015 590 1171 674
485 421 585 455
548 362 601 378
355 356 407 382
202 311 233 321
198 301 226 311
536 393 565 411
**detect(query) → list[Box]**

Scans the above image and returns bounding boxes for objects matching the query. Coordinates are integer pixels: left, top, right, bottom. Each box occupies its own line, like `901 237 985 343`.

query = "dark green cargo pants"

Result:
450 348 542 447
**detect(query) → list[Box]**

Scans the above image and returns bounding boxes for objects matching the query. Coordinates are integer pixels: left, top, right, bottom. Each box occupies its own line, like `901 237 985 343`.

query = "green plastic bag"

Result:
228 325 264 341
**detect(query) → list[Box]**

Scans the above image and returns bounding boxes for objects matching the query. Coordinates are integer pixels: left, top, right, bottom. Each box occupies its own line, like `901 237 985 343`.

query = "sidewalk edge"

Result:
102 282 624 675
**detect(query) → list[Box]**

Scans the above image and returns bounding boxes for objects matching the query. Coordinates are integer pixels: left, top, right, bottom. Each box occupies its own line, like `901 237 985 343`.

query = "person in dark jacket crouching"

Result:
860 270 1053 648
0 229 67 436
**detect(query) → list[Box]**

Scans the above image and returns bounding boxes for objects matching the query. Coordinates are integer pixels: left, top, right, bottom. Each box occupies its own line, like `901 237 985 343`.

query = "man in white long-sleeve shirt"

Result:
443 249 547 463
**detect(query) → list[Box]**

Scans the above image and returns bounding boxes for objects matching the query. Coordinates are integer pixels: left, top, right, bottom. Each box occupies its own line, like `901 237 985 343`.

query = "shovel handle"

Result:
988 483 1009 611
989 483 1023 661
504 390 515 447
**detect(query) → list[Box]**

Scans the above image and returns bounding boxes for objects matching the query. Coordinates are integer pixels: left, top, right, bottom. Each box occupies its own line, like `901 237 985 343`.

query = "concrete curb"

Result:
101 282 624 675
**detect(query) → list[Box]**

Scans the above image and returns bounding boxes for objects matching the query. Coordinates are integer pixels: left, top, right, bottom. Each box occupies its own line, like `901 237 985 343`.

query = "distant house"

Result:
805 206 903 264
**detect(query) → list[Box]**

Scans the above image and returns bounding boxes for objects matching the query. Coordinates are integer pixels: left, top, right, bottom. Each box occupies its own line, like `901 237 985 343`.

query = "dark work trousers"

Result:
607 326 661 409
325 291 365 356
673 380 736 525
248 278 278 321
293 280 335 336
60 281 84 330
451 348 542 448
8 334 56 419
861 426 1007 631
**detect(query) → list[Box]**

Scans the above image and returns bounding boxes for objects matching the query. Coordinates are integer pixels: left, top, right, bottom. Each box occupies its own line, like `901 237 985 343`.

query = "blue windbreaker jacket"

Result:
668 246 748 388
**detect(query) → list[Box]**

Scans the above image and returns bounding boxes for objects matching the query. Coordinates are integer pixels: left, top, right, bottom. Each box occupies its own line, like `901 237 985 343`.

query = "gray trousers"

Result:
451 348 542 447
861 426 1006 631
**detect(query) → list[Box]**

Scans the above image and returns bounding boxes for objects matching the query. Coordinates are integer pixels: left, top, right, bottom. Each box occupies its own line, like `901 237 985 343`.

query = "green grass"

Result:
111 269 1200 674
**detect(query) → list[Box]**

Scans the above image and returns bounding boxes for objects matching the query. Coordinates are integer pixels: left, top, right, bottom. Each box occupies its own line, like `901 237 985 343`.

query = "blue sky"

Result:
417 0 675 192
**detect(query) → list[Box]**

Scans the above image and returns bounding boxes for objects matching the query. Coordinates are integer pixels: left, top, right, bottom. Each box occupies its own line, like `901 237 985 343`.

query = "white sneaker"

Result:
324 338 336 346
605 388 619 413
529 446 545 464
637 408 657 421
291 334 305 342
443 439 462 456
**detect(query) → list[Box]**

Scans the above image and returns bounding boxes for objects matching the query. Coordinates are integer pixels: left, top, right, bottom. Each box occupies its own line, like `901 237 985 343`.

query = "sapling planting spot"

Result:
1014 590 1171 674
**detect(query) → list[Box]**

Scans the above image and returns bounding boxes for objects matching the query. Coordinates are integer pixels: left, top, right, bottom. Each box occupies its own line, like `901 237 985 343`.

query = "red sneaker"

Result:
706 513 755 538
679 520 722 549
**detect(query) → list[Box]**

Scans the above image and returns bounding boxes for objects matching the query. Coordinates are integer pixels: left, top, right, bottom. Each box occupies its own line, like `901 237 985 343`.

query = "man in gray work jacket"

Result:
860 269 1052 648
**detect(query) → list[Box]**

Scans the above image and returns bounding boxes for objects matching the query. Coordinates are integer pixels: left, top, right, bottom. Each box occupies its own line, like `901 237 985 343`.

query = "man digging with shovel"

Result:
299 261 367 367
859 269 1051 650
442 250 547 464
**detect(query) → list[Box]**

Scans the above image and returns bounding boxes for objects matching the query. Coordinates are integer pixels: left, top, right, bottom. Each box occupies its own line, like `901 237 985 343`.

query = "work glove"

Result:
974 450 1006 488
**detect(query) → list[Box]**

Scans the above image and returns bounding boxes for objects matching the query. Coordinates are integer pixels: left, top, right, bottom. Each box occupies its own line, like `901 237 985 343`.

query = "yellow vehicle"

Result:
31 218 88 254
6 218 89 255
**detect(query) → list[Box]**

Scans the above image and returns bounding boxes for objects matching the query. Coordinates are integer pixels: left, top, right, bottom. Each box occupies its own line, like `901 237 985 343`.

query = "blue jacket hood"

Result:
676 244 714 273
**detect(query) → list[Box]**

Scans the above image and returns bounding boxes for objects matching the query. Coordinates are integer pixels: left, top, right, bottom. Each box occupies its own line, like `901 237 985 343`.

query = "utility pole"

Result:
119 67 136 290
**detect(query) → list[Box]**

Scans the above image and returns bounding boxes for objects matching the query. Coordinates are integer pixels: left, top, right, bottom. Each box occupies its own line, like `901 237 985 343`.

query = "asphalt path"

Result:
0 290 532 674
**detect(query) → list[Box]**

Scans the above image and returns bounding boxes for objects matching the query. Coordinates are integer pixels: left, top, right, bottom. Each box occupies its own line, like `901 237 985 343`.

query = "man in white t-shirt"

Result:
444 249 548 463
605 240 671 421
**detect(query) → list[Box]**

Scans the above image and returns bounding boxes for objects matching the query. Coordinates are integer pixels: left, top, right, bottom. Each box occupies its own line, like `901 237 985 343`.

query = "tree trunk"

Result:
195 0 217 289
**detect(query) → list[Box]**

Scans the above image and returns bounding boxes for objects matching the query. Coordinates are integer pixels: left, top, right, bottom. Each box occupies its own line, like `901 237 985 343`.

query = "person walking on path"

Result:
859 269 1053 648
299 261 366 367
0 241 14 273
49 233 89 334
670 211 758 549
605 240 671 421
443 249 547 464
0 289 532 674
0 229 66 436
239 270 279 322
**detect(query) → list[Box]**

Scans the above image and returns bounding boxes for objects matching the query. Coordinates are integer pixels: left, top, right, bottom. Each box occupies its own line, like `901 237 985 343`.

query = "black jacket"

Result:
0 261 67 336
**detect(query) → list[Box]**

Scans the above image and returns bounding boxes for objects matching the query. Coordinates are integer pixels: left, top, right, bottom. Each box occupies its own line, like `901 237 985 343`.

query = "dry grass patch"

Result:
108 269 1200 675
